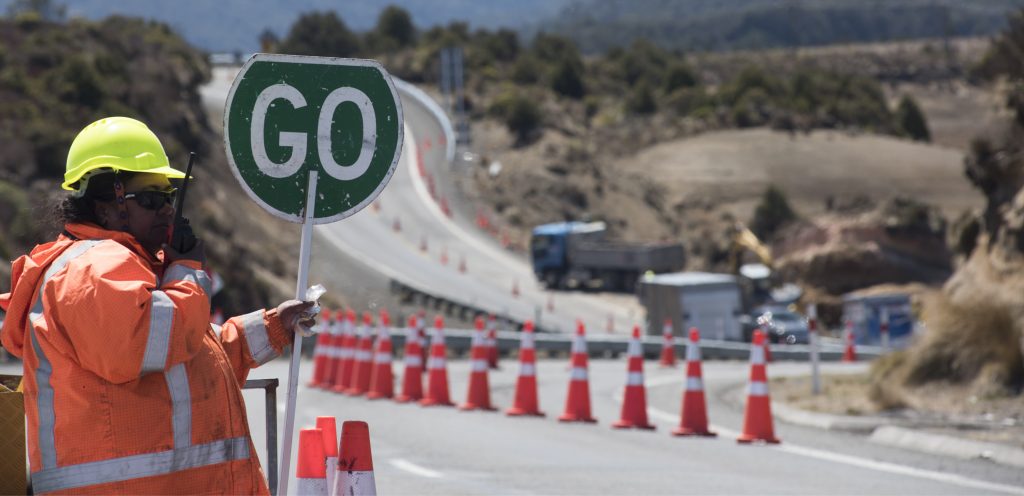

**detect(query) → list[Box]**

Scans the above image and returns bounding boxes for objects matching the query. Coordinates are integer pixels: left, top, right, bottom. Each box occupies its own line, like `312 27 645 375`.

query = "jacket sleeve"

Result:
215 308 292 384
46 242 212 384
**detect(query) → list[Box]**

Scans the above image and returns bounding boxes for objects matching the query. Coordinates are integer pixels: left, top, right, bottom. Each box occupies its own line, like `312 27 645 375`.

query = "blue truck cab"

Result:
530 221 606 288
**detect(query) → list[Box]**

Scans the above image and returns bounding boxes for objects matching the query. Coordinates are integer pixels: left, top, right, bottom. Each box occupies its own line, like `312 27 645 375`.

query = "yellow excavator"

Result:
728 222 774 274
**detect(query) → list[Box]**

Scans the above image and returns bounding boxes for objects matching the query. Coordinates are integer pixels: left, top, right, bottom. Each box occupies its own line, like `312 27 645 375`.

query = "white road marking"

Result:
390 458 444 478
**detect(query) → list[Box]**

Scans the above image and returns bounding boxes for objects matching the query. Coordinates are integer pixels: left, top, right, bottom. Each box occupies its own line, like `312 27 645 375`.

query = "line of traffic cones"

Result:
612 325 655 430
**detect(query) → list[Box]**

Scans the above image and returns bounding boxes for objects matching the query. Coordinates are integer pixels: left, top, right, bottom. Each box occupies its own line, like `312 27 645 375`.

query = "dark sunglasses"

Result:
123 189 177 211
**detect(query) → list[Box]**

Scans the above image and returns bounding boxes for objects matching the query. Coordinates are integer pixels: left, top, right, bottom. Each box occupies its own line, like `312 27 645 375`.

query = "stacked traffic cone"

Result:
673 328 716 437
395 316 424 403
417 310 429 366
309 309 333 387
420 316 454 407
460 316 497 411
367 310 395 400
659 318 677 368
333 421 376 496
331 309 357 392
559 320 597 423
612 326 655 430
843 318 857 362
486 315 499 369
507 320 545 417
296 428 327 495
737 329 780 444
316 416 338 493
345 312 376 397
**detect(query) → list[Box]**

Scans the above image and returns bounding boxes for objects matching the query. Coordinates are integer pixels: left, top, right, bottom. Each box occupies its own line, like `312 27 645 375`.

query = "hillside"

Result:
0 15 300 316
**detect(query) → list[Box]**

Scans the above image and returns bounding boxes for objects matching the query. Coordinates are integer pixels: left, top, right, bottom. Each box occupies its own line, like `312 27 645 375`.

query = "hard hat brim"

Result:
61 165 187 191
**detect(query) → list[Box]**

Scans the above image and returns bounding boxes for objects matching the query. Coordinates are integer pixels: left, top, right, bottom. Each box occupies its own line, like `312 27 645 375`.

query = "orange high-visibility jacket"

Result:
0 223 290 494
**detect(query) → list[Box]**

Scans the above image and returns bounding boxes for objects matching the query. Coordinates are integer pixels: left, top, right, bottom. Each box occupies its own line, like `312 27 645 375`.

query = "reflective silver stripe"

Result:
404 355 422 367
32 436 250 493
374 352 391 363
570 367 588 381
161 264 212 297
140 291 174 373
242 310 275 365
334 471 377 496
627 339 641 356
520 333 534 349
750 345 765 365
686 377 704 391
165 364 191 448
519 363 536 377
211 323 222 338
356 350 372 361
626 371 644 386
340 347 354 359
471 359 488 372
686 342 702 362
427 356 446 369
571 336 586 354
748 381 769 396
26 240 104 469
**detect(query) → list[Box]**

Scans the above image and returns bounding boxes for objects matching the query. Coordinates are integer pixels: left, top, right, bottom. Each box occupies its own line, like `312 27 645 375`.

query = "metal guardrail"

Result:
243 378 279 495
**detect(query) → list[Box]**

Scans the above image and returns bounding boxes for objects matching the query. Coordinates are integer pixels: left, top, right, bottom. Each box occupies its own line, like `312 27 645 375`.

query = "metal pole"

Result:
880 307 890 350
278 170 318 496
266 382 278 496
807 304 821 395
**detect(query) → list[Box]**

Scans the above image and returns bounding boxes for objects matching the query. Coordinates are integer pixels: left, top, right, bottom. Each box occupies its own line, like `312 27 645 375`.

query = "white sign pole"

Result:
278 170 319 496
808 304 821 396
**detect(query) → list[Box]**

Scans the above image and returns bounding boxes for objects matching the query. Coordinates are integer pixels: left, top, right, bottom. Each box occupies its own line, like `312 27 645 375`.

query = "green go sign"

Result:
224 54 403 223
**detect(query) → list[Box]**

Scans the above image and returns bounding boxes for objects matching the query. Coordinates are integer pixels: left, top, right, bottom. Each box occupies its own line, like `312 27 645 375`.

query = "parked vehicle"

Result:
530 221 684 292
751 307 809 344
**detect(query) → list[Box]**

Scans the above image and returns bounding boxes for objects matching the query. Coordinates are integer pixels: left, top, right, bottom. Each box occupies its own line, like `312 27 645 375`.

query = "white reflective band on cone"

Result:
335 471 376 496
520 334 534 349
686 377 704 391
427 356 446 369
686 343 701 362
325 456 337 495
374 352 391 363
750 345 765 365
626 371 644 386
748 381 769 397
571 336 586 354
570 367 588 381
471 359 489 372
404 355 423 367
296 478 327 496
519 363 536 377
341 348 353 359
356 350 372 361
627 340 641 356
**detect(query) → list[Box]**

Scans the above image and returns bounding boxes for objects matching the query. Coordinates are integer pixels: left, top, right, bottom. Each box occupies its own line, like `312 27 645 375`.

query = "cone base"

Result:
612 420 656 430
331 385 348 393
345 389 367 397
458 403 497 412
394 394 422 403
736 435 780 444
366 392 392 400
506 408 546 417
659 363 677 368
419 398 455 407
558 415 598 423
672 427 717 437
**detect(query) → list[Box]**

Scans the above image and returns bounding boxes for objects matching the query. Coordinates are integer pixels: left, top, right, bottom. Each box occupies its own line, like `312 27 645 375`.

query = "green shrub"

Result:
664 61 697 93
278 11 361 57
750 184 796 240
374 5 416 49
897 95 931 142
489 91 542 145
625 80 656 115
550 58 584 99
511 56 541 84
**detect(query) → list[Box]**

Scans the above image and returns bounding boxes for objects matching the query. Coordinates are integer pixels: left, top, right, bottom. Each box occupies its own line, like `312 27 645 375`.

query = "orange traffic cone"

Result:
613 326 655 430
546 294 555 312
486 315 500 370
507 320 545 417
395 316 424 403
673 328 717 437
327 309 353 391
659 318 677 368
420 315 454 407
511 279 520 298
460 316 497 411
420 236 428 252
309 309 333 387
607 314 615 333
345 312 376 396
333 421 376 496
297 428 327 495
559 320 597 423
458 255 467 273
392 216 401 232
843 318 857 362
737 329 780 444
367 310 395 400
440 246 448 265
763 333 773 363
316 416 338 493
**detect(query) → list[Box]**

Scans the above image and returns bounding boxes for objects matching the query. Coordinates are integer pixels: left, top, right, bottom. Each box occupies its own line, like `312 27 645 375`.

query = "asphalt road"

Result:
243 357 1024 495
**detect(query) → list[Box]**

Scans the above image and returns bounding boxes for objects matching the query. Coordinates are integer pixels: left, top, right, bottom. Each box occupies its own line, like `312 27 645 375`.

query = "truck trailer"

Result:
530 221 684 292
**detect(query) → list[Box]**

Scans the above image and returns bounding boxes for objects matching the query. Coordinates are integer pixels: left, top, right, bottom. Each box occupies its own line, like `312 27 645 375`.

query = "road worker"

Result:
0 117 313 494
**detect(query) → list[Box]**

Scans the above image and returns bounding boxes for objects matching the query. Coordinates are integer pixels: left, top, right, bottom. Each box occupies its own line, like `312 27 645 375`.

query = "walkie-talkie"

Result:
168 152 197 252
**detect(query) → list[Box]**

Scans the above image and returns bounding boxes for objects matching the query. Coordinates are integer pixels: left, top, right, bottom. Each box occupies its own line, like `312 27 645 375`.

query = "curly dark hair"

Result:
52 171 137 226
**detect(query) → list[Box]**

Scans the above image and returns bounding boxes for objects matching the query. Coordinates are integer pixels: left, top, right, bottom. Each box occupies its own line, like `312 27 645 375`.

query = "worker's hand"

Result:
277 300 317 336
163 238 205 266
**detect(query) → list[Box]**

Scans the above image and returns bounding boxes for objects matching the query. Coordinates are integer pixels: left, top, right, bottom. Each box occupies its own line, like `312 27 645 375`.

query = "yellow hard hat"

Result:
62 117 185 191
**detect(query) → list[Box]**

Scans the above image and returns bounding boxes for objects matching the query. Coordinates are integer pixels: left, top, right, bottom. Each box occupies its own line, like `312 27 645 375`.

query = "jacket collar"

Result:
64 223 163 267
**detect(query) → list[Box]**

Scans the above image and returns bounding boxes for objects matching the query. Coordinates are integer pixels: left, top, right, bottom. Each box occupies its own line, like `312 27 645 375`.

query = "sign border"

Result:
223 53 405 224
